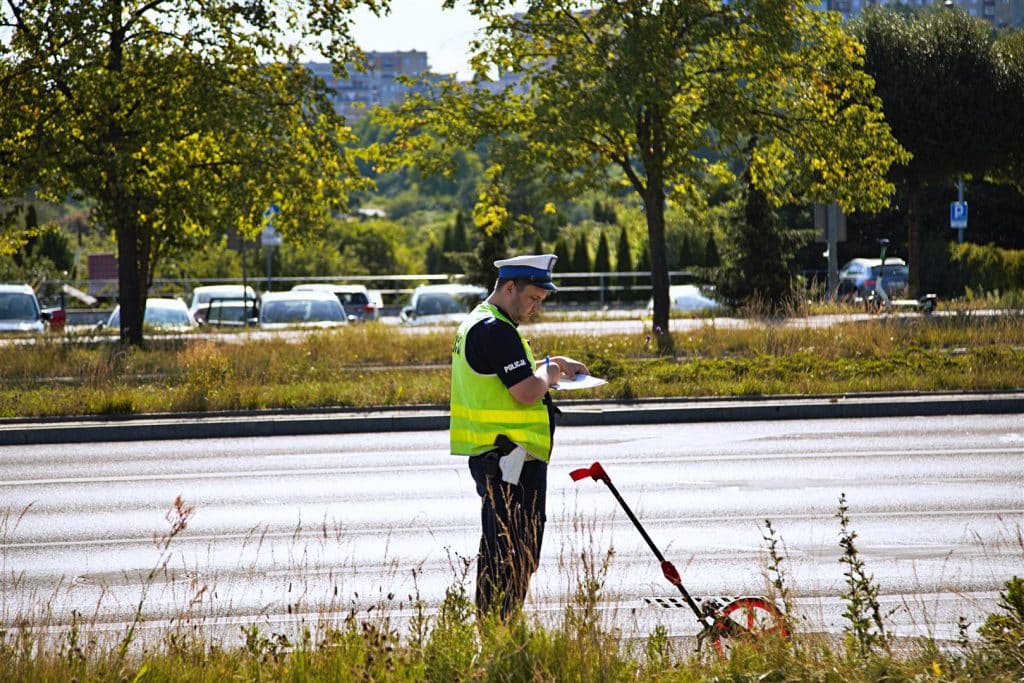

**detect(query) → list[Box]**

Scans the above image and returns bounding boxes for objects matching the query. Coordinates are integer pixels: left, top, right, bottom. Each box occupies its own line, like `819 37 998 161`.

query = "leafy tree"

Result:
455 223 508 288
0 0 383 344
328 219 409 277
853 6 1004 296
163 237 246 282
33 226 75 276
992 30 1024 196
387 1 904 347
12 204 38 268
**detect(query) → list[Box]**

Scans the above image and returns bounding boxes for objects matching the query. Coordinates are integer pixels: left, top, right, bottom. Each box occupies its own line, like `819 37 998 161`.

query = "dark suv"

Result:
837 258 909 300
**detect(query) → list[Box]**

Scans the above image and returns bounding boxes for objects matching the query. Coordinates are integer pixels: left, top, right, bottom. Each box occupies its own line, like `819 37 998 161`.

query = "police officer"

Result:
450 254 588 619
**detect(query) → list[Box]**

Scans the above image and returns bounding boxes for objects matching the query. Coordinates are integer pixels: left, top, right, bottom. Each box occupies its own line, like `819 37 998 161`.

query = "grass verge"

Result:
1 309 1021 418
1 496 1022 681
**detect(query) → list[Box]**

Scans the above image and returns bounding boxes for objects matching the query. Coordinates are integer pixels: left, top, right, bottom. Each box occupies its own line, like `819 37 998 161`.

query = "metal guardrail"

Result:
35 271 699 308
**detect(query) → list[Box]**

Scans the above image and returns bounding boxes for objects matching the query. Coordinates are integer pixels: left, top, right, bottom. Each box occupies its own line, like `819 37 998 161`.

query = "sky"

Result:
348 2 486 80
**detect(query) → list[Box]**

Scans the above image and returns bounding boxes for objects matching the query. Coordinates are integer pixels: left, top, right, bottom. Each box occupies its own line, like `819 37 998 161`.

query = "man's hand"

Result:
509 356 579 404
548 355 589 380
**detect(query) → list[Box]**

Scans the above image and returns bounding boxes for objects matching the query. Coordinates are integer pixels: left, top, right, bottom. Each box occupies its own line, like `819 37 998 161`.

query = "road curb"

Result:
1 392 1022 446
560 392 1024 425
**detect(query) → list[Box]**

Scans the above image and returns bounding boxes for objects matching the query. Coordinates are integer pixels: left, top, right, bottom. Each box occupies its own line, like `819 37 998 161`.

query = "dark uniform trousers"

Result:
468 454 548 619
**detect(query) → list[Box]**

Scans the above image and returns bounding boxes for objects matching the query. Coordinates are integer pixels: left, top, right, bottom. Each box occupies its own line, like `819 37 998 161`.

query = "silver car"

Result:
291 283 380 321
837 258 909 300
105 297 198 331
399 284 487 325
258 290 349 329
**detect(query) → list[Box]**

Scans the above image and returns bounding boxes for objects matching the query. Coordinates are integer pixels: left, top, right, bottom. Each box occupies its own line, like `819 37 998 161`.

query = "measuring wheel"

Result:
572 463 790 656
710 596 789 654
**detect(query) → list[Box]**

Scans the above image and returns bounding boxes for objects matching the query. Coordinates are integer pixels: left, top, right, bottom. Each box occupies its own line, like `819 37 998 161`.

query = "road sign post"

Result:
815 203 846 299
950 201 967 243
950 180 967 243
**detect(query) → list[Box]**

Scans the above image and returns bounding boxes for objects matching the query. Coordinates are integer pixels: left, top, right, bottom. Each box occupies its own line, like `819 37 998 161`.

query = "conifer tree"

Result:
554 237 572 272
571 237 591 274
594 230 612 273
617 225 633 294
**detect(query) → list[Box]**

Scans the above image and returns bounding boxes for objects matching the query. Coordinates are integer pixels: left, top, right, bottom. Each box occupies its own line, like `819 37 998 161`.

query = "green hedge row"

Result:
921 238 1024 298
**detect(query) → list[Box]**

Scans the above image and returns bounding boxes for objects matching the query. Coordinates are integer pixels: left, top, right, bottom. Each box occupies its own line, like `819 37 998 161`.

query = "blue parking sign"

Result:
950 201 968 229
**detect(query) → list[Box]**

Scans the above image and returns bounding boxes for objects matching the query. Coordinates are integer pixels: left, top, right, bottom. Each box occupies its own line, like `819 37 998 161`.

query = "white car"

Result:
188 285 257 320
646 284 723 314
105 297 198 331
291 283 380 321
399 284 487 325
0 283 48 333
258 290 348 329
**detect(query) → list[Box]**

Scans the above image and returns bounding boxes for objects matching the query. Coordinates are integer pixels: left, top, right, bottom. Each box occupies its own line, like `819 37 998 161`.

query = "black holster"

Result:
478 434 517 478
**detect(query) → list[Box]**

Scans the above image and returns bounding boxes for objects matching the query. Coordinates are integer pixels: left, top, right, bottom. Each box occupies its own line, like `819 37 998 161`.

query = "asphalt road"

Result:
1 414 1021 646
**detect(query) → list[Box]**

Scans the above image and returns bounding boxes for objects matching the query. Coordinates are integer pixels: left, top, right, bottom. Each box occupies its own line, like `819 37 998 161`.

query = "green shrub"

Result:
948 242 1024 299
973 576 1024 679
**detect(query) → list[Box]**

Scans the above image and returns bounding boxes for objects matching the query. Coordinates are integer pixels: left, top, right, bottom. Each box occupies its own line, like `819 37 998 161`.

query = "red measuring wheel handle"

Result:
660 560 682 586
569 462 610 485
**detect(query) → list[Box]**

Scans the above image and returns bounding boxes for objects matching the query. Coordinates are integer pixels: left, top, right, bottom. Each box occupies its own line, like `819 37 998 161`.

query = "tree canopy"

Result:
1 0 385 344
852 6 1014 296
384 0 907 340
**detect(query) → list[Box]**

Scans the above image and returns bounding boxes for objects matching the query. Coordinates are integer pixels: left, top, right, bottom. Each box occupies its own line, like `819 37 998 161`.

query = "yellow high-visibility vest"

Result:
450 302 552 461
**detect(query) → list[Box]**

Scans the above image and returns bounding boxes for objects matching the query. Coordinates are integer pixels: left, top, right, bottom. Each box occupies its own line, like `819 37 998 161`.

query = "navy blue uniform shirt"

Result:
464 304 558 433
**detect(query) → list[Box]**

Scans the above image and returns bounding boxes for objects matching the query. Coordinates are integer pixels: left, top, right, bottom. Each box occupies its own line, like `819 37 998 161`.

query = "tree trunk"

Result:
116 217 145 346
645 183 672 353
637 105 673 354
106 0 146 345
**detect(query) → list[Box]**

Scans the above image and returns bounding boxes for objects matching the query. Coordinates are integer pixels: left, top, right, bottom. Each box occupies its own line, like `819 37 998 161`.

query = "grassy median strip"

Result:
0 311 1022 418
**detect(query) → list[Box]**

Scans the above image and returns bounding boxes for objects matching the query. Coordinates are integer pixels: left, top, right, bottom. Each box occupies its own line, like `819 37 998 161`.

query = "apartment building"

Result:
305 51 450 120
813 0 1024 27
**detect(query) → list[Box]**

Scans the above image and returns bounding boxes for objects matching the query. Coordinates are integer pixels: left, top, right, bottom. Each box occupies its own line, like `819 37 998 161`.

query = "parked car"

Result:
188 285 257 320
645 284 724 314
399 284 487 325
104 297 197 331
193 300 258 327
290 283 380 321
367 289 385 317
258 290 348 329
837 258 909 300
0 283 49 333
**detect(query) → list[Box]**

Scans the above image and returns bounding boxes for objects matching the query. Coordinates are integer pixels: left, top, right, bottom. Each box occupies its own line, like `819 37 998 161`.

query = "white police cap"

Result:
493 254 558 291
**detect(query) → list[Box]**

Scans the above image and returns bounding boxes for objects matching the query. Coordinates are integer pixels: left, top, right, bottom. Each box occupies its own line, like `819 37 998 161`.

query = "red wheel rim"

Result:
711 597 788 655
